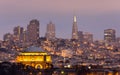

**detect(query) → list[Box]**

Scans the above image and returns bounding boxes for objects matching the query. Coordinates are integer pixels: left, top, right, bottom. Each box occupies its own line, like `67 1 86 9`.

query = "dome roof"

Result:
23 46 46 52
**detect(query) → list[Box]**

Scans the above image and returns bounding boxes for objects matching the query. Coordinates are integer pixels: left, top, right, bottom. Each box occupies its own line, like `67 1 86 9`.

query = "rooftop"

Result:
23 46 46 53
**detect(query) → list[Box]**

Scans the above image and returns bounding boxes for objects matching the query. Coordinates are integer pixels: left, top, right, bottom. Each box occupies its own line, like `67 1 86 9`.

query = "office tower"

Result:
13 26 24 41
83 32 93 43
104 29 116 42
22 29 27 42
45 21 55 39
78 31 83 42
14 26 24 36
72 16 78 39
116 37 120 43
3 33 13 41
116 37 120 47
27 19 39 42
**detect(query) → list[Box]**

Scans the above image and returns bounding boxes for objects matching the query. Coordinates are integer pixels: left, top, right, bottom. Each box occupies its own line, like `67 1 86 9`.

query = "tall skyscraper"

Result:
45 21 55 39
72 16 78 39
27 19 40 42
78 31 83 42
3 33 13 41
13 26 24 41
22 29 27 42
104 29 116 42
116 37 120 43
14 26 24 36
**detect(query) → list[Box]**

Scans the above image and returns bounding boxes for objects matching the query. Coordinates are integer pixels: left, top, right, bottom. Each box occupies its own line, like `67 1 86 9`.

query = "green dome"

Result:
23 46 45 52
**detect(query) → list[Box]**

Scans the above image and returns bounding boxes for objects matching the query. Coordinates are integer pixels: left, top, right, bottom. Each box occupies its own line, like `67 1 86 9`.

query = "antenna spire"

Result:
74 16 77 22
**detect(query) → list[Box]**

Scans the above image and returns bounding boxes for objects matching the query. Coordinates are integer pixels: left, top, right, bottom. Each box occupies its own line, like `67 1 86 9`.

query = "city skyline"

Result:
0 0 120 40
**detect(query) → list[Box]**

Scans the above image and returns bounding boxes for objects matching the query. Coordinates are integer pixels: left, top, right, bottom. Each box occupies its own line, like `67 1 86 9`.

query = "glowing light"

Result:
67 65 71 68
16 52 52 69
20 52 47 55
88 66 91 69
74 16 77 22
46 56 52 62
61 71 64 74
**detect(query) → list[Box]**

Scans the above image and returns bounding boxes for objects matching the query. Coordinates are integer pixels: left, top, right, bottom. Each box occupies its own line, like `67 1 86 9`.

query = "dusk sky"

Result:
0 0 120 40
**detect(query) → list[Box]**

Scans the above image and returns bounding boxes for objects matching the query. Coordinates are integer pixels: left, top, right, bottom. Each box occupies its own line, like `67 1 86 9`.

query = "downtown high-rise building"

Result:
14 26 24 36
27 19 40 43
45 21 55 39
104 29 116 43
3 33 13 41
116 37 120 44
78 31 83 42
13 26 24 42
72 16 78 39
22 30 27 42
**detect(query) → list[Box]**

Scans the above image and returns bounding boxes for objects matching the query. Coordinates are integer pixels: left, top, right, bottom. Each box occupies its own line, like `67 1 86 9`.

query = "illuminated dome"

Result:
23 46 46 52
16 46 52 69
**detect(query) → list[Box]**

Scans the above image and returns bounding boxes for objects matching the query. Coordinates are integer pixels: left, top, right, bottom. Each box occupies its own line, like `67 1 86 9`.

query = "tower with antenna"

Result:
72 16 78 39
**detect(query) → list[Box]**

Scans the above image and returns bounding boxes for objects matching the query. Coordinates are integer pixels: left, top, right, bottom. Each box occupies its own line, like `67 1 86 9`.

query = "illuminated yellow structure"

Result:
16 46 52 69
